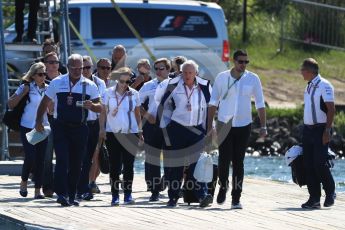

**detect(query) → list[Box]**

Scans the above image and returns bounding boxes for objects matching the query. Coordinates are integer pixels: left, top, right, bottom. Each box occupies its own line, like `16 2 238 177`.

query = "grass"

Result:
228 13 345 80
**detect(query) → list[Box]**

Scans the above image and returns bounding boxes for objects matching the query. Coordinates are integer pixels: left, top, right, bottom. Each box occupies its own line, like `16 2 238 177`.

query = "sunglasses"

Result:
83 66 92 70
236 60 250 64
46 60 59 65
119 79 131 85
69 66 83 71
36 72 47 77
139 71 149 76
154 66 166 71
98 66 111 70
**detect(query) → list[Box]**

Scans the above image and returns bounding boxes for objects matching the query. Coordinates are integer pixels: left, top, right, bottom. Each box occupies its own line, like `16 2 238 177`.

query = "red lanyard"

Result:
183 84 197 104
112 86 128 116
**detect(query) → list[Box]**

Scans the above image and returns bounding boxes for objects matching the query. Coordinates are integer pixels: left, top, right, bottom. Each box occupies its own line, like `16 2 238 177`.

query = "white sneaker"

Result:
231 202 243 209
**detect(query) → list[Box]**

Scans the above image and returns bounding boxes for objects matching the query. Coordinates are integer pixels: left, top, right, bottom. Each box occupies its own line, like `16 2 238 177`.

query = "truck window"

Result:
91 8 217 39
69 8 81 40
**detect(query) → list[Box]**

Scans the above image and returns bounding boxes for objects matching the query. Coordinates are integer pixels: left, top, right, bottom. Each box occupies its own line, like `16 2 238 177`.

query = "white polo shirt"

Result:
303 74 334 125
102 84 140 133
155 76 211 127
139 78 167 117
87 75 106 121
209 70 265 127
15 82 49 129
45 74 100 123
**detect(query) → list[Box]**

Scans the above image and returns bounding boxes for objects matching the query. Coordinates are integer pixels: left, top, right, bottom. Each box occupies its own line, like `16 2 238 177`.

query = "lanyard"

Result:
69 78 78 96
183 84 198 104
222 72 244 100
33 84 46 97
112 86 128 116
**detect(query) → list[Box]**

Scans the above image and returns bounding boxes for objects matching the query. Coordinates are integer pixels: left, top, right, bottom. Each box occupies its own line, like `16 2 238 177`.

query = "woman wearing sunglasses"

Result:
8 62 49 199
99 67 143 206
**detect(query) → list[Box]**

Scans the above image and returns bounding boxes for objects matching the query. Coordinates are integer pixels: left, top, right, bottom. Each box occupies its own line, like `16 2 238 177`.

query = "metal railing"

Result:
280 0 345 51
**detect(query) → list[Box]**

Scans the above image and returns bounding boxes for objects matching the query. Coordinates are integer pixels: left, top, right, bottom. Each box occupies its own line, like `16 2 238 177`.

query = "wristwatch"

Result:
325 127 332 134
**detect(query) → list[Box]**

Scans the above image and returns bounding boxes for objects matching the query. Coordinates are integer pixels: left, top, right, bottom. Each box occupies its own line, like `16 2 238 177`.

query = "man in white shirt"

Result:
35 54 102 207
156 60 213 208
139 58 171 202
77 56 106 201
300 58 336 209
207 50 267 209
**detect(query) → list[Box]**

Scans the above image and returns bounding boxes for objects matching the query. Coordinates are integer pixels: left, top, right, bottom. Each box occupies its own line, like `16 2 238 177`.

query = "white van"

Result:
5 0 229 81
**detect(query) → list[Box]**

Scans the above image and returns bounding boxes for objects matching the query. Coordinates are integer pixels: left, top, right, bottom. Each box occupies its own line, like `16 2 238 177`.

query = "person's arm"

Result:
83 98 102 113
323 102 335 145
8 84 29 109
322 83 336 145
98 105 107 141
35 95 52 132
253 76 267 137
134 106 144 142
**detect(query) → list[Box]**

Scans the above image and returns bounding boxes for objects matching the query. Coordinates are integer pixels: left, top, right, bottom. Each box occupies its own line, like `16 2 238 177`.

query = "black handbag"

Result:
98 142 110 174
3 83 30 131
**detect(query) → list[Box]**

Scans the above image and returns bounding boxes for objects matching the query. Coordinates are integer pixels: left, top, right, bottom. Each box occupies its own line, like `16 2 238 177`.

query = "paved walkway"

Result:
0 174 344 230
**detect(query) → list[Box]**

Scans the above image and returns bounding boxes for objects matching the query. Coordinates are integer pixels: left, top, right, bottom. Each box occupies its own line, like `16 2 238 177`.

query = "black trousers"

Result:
217 122 251 202
53 120 88 200
43 115 54 193
105 132 137 196
303 124 335 201
164 120 207 200
77 120 100 195
15 0 40 38
20 126 48 189
143 121 165 194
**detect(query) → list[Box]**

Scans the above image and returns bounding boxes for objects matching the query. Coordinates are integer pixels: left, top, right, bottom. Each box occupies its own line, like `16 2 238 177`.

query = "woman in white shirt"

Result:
99 67 143 206
8 62 49 199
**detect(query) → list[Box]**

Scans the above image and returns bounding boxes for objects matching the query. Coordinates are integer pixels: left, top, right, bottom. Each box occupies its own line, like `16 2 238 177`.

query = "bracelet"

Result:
260 126 267 130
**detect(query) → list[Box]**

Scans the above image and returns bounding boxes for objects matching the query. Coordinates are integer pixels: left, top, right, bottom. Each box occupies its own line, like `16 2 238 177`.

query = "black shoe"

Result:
82 192 94 201
217 187 227 204
149 192 160 202
19 189 28 197
324 193 336 207
69 199 80 206
57 196 70 207
199 194 213 208
43 189 54 198
301 199 321 209
167 198 178 207
13 35 22 43
34 194 45 199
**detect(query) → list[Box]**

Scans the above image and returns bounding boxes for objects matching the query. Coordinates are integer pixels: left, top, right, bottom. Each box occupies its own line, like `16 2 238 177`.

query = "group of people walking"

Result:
8 41 336 209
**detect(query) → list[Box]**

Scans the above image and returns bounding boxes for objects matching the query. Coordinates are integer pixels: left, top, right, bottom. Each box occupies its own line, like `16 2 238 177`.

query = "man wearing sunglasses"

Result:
207 49 267 209
138 58 171 202
131 59 152 90
35 54 102 207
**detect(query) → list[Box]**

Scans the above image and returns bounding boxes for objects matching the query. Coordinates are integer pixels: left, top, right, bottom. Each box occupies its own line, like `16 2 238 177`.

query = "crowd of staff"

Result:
9 41 336 209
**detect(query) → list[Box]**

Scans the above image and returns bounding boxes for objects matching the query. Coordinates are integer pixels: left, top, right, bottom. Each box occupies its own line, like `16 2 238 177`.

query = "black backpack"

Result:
2 83 30 131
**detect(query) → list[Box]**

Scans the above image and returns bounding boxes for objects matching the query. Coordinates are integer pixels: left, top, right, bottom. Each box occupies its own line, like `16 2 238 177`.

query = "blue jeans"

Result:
302 124 335 201
20 126 48 189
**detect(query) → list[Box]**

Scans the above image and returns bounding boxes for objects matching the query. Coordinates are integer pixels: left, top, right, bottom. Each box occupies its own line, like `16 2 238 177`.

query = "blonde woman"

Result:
99 67 143 206
8 62 49 199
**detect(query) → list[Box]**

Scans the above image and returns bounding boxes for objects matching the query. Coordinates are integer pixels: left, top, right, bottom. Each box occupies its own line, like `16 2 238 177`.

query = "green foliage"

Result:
253 107 303 125
335 111 345 137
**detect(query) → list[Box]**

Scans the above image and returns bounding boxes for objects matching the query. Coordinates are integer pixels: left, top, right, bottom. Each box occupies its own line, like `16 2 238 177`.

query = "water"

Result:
133 156 345 192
